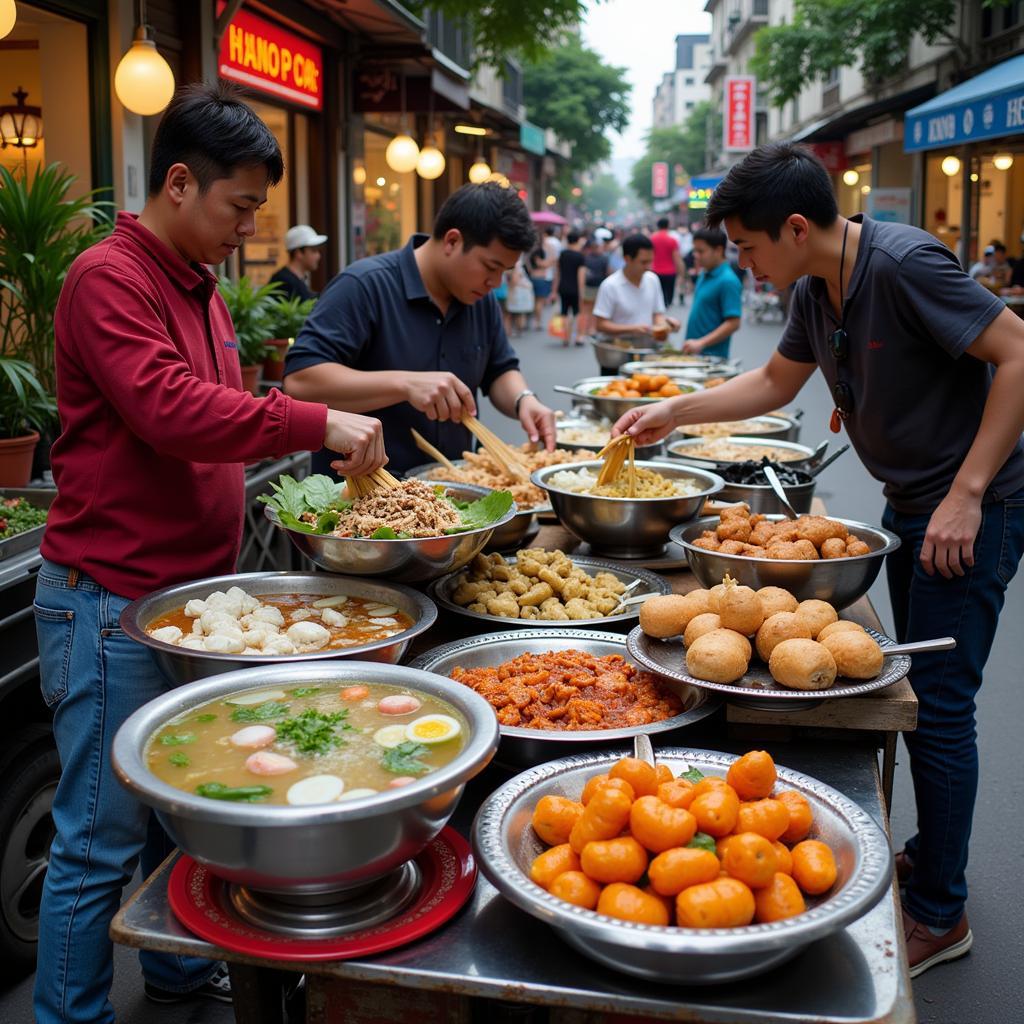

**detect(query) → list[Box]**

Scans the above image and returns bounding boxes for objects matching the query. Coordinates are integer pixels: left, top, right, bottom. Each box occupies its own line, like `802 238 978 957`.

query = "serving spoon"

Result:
762 464 801 520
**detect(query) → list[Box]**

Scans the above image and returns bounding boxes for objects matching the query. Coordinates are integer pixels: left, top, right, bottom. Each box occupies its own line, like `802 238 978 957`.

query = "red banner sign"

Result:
651 161 669 198
723 76 755 152
217 3 323 111
809 141 847 172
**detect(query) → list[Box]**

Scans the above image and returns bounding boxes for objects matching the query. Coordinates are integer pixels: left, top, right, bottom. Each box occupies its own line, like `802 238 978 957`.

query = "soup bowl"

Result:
111 661 499 894
121 571 438 685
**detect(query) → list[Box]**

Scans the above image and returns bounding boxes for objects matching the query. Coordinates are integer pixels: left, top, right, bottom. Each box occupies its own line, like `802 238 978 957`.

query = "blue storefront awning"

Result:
905 54 1024 152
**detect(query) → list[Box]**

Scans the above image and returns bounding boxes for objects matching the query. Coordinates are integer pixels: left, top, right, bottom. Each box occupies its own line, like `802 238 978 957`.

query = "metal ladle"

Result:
762 463 801 520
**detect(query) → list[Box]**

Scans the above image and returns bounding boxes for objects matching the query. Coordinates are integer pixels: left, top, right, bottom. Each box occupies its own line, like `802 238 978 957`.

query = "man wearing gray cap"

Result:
270 224 328 301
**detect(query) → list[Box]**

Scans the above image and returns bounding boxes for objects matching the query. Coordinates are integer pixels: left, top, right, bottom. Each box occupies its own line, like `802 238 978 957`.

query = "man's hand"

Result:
681 338 705 354
518 395 556 451
919 487 983 578
611 397 684 446
323 410 387 477
633 323 654 336
404 372 477 423
666 316 681 332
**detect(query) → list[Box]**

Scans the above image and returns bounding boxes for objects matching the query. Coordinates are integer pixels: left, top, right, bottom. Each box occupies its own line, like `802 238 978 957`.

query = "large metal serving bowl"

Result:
121 571 438 685
672 515 901 609
409 630 720 767
671 416 803 446
666 435 823 474
554 376 704 423
554 418 664 459
590 338 661 371
716 475 817 515
473 748 892 984
264 483 517 583
112 661 499 893
532 461 724 559
620 360 743 383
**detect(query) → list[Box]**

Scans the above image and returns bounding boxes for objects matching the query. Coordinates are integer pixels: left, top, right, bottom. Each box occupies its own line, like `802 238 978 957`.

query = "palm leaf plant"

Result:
0 356 58 440
217 276 285 366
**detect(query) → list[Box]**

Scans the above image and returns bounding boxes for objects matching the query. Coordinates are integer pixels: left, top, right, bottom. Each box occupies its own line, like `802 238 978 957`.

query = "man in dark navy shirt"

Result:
615 142 1024 980
284 182 557 474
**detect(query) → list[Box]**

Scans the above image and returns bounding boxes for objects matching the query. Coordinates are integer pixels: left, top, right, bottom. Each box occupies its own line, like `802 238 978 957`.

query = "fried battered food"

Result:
757 586 799 617
686 629 751 684
707 582 729 612
820 537 848 559
791 539 820 560
717 575 765 635
765 541 806 560
820 631 884 679
755 612 814 662
749 521 778 547
451 549 628 621
716 517 752 543
693 533 721 551
845 537 871 557
683 612 723 648
817 620 866 642
719 540 748 554
795 599 839 639
769 639 837 691
697 507 868 560
795 515 848 548
450 649 683 730
639 590 715 638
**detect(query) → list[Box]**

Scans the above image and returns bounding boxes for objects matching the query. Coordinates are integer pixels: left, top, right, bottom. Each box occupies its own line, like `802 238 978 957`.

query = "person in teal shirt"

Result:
683 228 742 358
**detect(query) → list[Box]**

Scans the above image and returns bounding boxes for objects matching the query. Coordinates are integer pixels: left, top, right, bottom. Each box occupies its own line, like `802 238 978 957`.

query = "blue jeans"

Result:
33 560 216 1024
883 490 1024 927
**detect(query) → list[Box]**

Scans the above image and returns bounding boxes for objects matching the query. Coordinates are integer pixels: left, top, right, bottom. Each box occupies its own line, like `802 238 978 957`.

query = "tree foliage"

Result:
751 0 1012 106
629 102 721 202
406 1 593 69
582 172 622 214
523 37 632 173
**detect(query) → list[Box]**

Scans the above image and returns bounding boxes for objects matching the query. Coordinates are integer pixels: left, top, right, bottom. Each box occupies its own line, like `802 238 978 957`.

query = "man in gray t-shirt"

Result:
613 142 1024 979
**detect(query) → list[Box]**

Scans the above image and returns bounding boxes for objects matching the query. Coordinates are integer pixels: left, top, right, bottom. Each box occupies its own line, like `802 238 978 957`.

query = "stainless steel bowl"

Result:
554 418 665 459
620 360 742 383
473 748 892 984
111 661 499 893
553 376 704 423
717 475 817 515
671 515 901 609
666 435 823 474
265 483 517 583
427 556 672 634
409 630 720 766
672 416 803 445
120 571 438 685
590 338 660 371
532 461 724 559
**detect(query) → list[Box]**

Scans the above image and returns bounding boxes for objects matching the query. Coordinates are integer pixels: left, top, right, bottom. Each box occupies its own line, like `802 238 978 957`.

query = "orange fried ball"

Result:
639 593 705 639
609 756 660 797
683 612 723 648
717 576 765 635
676 877 756 928
820 630 884 680
597 882 670 926
755 611 813 662
769 638 838 691
735 798 791 841
569 784 633 853
686 629 751 684
648 847 721 896
549 870 601 909
776 790 814 844
531 795 585 846
817 620 866 642
629 796 698 853
530 844 581 889
754 872 806 923
791 840 838 894
756 586 799 617
721 831 778 889
794 599 839 639
579 836 649 884
727 749 778 800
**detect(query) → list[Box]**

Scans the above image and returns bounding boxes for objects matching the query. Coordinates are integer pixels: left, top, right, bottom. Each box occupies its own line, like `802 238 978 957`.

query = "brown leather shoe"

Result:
894 849 913 885
902 906 972 978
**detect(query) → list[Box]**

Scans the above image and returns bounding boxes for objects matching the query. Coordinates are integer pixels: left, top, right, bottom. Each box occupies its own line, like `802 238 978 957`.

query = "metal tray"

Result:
0 487 55 563
472 747 892 985
625 625 911 709
427 555 672 633
408 629 720 766
404 460 553 516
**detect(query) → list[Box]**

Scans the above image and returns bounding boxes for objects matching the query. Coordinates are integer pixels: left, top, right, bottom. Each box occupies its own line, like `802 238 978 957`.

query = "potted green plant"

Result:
216 276 283 395
262 295 316 382
0 356 58 486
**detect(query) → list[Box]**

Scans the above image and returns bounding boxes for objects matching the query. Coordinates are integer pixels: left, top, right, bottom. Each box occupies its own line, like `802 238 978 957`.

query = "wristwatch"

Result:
513 389 535 415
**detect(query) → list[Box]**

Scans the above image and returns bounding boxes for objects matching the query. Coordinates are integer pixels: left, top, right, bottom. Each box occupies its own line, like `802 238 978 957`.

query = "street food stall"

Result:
107 426 922 1024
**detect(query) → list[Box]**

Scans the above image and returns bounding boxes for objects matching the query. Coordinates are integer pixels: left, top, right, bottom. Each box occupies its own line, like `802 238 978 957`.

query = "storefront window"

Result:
364 120 418 256
836 161 871 218
0 5 91 191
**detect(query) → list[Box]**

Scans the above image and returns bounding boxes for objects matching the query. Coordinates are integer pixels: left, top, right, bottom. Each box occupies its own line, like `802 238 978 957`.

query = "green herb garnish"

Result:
195 782 273 802
381 741 431 775
193 713 217 723
289 687 321 698
687 832 717 856
443 489 514 533
370 526 411 539
680 767 706 784
276 708 352 755
168 752 191 767
159 733 196 746
230 701 290 723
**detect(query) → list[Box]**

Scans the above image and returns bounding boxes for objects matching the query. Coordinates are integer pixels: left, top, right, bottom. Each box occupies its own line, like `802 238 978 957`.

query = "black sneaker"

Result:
145 963 233 1004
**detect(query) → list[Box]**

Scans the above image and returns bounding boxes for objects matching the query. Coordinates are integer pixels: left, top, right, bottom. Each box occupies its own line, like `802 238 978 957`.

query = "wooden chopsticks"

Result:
462 414 530 481
596 434 637 496
345 467 402 499
410 428 458 473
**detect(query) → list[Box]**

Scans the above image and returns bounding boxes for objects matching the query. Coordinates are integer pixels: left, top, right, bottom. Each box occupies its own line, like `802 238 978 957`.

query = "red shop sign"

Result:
217 2 323 110
810 141 848 172
651 161 669 198
723 76 755 152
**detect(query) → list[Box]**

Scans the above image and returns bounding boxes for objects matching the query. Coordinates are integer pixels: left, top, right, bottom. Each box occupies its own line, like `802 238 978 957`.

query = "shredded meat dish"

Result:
450 649 684 730
332 479 461 538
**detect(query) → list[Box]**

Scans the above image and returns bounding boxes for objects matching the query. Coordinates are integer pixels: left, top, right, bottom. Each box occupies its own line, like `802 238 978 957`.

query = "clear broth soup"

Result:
146 683 467 806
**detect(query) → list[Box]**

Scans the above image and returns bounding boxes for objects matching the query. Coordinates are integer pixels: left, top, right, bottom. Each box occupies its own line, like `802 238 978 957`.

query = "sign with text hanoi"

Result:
218 3 323 111
724 76 755 152
651 162 669 198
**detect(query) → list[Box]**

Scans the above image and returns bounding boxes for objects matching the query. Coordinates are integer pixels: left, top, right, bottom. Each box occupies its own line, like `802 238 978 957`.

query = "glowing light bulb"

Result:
385 134 420 174
842 169 859 186
114 33 175 116
993 153 1014 171
940 155 961 177
0 0 17 40
416 146 446 180
468 160 491 183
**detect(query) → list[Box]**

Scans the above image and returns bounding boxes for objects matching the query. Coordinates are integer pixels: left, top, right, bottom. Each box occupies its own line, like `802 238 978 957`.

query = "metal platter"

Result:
427 555 672 633
473 747 893 984
408 629 721 767
625 625 911 709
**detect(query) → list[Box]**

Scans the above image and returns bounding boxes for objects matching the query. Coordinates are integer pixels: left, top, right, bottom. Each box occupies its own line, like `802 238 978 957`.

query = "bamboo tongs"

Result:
345 467 402 499
410 428 458 474
462 414 530 481
596 434 637 497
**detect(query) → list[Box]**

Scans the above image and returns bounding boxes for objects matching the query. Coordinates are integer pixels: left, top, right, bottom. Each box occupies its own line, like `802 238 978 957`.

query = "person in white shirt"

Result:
593 233 681 349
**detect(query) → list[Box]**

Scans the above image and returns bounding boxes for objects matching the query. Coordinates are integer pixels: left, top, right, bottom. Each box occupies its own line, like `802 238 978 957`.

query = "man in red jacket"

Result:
33 83 386 1024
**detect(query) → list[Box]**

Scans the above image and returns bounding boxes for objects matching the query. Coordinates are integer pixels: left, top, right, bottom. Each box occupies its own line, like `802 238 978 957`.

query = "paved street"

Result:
2 304 1020 1024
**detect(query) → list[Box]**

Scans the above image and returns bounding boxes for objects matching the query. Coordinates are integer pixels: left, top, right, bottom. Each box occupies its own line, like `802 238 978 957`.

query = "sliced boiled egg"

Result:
338 787 378 801
405 714 461 745
313 594 349 609
373 724 409 748
226 689 288 706
286 774 345 805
